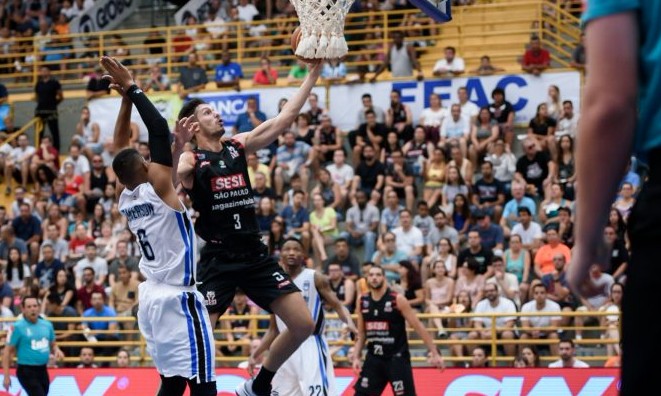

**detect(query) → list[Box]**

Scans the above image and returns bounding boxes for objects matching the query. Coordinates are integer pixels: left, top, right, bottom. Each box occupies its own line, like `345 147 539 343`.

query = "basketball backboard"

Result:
409 0 452 23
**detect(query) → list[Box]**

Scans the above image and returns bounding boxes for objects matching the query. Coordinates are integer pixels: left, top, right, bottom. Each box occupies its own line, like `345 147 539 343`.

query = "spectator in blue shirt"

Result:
215 51 243 91
274 131 312 196
11 202 41 263
34 244 64 290
0 225 28 267
279 190 311 252
500 181 537 234
82 291 119 362
233 96 266 134
470 211 505 253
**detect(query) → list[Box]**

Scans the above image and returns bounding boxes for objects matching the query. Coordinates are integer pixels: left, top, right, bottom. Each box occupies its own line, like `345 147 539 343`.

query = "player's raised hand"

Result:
103 75 128 99
307 59 323 77
100 56 135 91
174 116 198 147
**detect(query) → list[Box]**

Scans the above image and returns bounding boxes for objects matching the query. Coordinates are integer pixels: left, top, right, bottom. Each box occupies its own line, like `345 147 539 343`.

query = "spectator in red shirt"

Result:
76 266 106 314
69 223 93 263
522 36 550 76
253 56 278 85
29 135 59 193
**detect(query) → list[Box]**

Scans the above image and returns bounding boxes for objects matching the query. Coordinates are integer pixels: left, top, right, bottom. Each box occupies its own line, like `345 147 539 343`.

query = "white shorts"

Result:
138 280 216 383
271 334 337 396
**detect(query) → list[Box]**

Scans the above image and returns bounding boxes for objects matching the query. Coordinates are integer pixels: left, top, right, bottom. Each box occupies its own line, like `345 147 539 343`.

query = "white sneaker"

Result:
235 379 258 396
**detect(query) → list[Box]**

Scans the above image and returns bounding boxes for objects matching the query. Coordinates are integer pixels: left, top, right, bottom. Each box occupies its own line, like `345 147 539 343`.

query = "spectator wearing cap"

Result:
489 87 515 144
534 225 571 279
486 255 521 307
501 182 537 234
469 211 504 253
510 207 544 251
457 230 494 278
471 161 505 222
522 35 550 76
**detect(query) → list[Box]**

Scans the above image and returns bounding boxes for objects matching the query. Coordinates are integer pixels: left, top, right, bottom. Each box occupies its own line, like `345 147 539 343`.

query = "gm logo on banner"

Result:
188 93 259 128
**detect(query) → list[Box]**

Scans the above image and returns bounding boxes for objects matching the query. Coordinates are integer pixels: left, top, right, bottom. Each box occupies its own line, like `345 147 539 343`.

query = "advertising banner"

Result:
0 367 619 395
69 0 139 34
87 93 183 143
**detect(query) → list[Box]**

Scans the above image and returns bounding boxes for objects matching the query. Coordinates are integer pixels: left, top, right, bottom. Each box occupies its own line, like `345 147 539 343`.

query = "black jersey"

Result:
360 288 409 358
187 139 261 245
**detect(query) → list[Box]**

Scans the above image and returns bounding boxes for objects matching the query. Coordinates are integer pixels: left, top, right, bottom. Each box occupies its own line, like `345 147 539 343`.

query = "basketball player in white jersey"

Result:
101 56 216 396
248 238 357 396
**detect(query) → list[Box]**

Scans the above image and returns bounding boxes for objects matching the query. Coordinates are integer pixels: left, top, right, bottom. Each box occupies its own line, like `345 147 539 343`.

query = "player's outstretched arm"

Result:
396 294 445 369
101 56 182 209
315 272 358 335
105 64 134 199
238 61 322 154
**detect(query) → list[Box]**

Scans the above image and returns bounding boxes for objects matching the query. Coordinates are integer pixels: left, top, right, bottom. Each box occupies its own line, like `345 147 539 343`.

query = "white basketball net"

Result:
289 0 355 59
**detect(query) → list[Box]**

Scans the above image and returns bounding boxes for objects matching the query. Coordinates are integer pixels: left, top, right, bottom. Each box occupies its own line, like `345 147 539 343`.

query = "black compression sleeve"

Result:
126 84 173 167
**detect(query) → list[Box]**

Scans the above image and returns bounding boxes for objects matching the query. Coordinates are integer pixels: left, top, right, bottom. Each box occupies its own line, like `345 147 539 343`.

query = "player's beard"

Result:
369 280 384 290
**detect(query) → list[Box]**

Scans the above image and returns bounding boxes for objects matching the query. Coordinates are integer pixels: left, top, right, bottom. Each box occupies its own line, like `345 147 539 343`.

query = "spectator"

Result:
85 64 111 100
386 89 414 143
539 183 573 226
75 266 105 314
109 263 139 334
457 231 494 276
233 97 266 134
504 234 532 301
574 264 614 340
458 87 480 125
73 242 107 288
556 101 579 138
29 135 59 192
384 150 416 211
342 190 379 262
5 246 29 292
293 113 315 146
486 255 520 306
352 144 385 206
44 293 80 358
355 93 385 128
11 202 41 262
247 152 271 187
252 56 278 85
432 46 465 76
511 207 544 251
107 240 139 286
469 212 504 253
393 260 424 311
379 190 402 235
441 166 470 213
421 148 447 208
82 291 119 359
43 268 77 313
391 209 424 265
274 131 312 196
554 135 577 201
413 201 434 246
252 172 277 205
116 349 131 368
539 257 576 328
470 346 490 368
77 347 98 368
472 161 505 220
41 222 68 262
287 59 309 84
469 281 518 357
321 58 347 81
370 31 423 81
327 262 356 311
440 104 470 157
214 51 243 91
489 88 515 143
426 210 460 261
547 85 564 120
548 339 589 368
527 103 557 155
601 282 623 357
472 55 505 76
34 66 63 151
448 290 474 364
142 64 171 92
371 232 407 283
34 243 64 291
323 238 360 281
419 93 447 145
448 140 475 186
177 52 208 99
0 271 12 309
310 168 343 212
604 225 628 283
515 139 553 199
61 162 86 215
0 225 28 267
279 189 311 251
520 283 562 355
557 206 575 248
522 35 551 76
3 134 35 195
517 345 542 368
534 226 571 279
326 149 354 198
237 0 259 22
256 197 277 235
59 142 90 178
424 259 454 337
569 33 586 71
486 139 517 196
314 115 342 166
353 109 388 167
305 93 326 126
309 192 338 263
84 154 114 214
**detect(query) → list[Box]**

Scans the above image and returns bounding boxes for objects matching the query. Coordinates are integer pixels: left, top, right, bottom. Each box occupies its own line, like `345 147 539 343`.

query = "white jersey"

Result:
273 268 337 396
118 182 197 287
276 268 324 335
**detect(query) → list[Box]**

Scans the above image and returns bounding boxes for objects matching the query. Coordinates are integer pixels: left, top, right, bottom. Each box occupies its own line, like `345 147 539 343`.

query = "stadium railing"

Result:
0 0 580 93
0 310 619 367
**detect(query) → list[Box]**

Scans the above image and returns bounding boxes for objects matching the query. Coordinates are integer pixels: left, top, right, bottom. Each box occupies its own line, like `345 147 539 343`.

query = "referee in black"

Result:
3 296 64 395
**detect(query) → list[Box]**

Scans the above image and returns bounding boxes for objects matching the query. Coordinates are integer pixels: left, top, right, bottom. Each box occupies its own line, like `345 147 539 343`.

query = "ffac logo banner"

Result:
0 368 619 396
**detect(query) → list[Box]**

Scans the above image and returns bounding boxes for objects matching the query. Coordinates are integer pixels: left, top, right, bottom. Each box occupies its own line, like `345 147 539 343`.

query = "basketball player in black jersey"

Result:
352 265 444 396
177 62 323 396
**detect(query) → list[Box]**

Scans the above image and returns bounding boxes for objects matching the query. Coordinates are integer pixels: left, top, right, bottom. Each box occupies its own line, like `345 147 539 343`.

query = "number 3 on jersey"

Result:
233 213 241 229
136 229 156 260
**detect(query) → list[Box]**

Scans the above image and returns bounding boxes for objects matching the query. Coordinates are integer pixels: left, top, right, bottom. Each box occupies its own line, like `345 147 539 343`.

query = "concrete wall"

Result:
13 97 87 149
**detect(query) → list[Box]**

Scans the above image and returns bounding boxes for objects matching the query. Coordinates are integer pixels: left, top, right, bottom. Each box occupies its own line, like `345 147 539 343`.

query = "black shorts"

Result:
197 242 299 314
354 351 415 396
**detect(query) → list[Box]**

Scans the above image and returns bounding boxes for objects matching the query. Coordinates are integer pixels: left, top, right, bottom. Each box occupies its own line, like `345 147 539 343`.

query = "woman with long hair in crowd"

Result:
309 192 339 264
425 260 455 338
5 247 30 293
608 207 628 246
539 183 573 225
517 345 542 368
442 166 470 212
450 193 472 239
554 134 576 200
268 218 286 261
41 268 76 314
469 106 499 168
395 260 424 311
41 203 68 239
310 168 343 214
448 290 474 366
88 203 107 239
381 131 401 165
255 197 278 236
94 220 117 261
423 147 447 208
454 258 485 309
546 85 563 120
505 234 531 304
423 237 457 281
527 103 557 153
